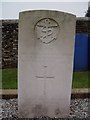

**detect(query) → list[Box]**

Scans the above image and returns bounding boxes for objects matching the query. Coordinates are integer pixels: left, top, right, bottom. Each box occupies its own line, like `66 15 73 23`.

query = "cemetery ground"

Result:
0 68 90 119
0 68 89 89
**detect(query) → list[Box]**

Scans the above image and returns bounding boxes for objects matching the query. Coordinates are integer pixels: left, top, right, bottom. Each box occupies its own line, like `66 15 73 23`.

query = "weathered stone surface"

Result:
18 10 76 118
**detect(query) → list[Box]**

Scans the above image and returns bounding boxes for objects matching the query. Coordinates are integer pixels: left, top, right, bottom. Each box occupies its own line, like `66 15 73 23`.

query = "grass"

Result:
1 68 17 89
72 71 89 88
0 68 89 89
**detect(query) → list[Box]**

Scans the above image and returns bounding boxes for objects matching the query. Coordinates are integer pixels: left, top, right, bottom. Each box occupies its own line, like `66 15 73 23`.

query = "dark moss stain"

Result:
32 104 48 117
55 108 61 116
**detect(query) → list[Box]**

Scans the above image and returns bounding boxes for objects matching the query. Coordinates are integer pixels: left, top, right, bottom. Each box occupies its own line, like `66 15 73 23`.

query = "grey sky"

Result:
1 0 89 2
1 2 88 19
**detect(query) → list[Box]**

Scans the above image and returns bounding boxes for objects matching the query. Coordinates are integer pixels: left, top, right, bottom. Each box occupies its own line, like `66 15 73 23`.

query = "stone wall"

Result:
1 18 89 69
76 17 90 35
2 20 18 68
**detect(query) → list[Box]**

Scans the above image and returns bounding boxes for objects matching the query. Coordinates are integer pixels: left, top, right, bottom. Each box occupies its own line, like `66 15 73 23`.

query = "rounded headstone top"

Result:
19 10 76 45
19 10 76 17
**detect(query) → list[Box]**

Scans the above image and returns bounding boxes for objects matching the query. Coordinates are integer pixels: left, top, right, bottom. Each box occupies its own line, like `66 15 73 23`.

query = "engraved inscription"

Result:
36 66 54 80
36 66 54 96
35 18 59 44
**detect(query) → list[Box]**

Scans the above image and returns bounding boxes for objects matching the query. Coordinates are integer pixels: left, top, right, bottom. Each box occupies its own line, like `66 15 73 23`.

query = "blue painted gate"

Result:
74 33 88 71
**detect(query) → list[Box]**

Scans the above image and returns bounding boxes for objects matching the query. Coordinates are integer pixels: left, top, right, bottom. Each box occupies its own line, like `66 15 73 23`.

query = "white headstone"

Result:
18 10 76 118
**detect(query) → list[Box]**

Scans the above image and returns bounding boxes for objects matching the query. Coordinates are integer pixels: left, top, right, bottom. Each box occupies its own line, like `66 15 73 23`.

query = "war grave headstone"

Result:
18 10 76 118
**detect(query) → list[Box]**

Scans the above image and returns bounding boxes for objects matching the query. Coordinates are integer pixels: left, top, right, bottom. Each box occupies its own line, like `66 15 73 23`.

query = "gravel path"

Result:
0 98 90 119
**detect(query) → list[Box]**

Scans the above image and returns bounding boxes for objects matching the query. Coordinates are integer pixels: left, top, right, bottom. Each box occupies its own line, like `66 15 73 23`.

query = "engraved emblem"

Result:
35 18 59 44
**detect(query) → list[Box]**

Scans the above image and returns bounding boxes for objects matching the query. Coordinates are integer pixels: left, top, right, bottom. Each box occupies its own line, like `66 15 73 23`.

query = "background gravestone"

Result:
18 10 76 118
